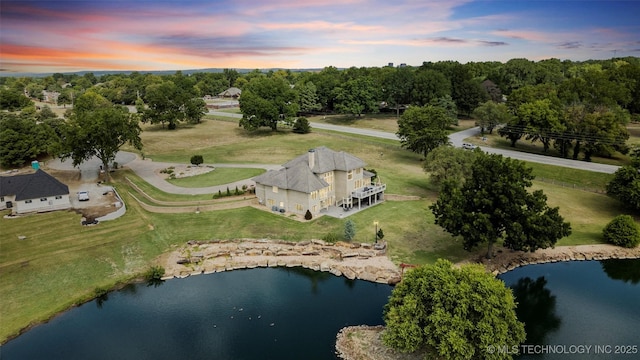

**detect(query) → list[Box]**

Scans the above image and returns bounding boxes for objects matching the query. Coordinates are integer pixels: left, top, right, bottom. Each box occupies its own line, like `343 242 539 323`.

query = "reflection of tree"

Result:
601 259 640 284
286 267 332 293
147 279 165 288
96 293 109 309
511 277 561 345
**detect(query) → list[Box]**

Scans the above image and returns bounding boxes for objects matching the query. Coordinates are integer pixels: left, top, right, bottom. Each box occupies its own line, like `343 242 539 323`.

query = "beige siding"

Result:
15 195 71 214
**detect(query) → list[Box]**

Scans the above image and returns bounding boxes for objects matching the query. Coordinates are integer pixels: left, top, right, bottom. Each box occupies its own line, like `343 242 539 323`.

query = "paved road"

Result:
48 111 617 195
208 110 619 174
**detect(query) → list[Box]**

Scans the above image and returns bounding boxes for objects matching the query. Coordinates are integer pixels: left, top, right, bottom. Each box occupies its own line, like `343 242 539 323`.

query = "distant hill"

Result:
0 67 328 78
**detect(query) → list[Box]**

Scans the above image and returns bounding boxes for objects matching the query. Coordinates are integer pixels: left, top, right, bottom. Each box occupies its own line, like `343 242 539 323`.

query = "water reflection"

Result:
600 259 640 284
510 277 561 345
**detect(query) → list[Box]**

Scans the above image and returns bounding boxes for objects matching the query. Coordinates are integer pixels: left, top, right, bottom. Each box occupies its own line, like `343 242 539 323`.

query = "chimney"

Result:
308 149 315 169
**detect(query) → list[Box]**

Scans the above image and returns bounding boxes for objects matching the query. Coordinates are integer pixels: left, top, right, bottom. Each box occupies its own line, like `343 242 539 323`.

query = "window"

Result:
267 199 275 206
356 168 361 174
347 170 353 180
0 197 4 202
310 191 318 200
40 197 48 202
25 200 32 204
272 186 278 193
312 205 318 213
296 204 303 211
55 195 62 200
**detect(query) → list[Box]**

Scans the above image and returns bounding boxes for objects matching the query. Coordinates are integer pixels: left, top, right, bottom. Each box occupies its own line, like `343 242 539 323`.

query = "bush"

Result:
322 232 339 243
304 209 313 220
190 155 204 166
603 215 640 248
144 266 166 281
292 117 311 134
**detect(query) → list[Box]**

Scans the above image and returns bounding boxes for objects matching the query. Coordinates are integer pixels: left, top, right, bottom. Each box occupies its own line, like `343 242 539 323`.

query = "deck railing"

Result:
351 184 386 199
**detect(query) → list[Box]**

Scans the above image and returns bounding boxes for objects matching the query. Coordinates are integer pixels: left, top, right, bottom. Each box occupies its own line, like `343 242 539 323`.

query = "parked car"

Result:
462 143 477 150
77 191 90 201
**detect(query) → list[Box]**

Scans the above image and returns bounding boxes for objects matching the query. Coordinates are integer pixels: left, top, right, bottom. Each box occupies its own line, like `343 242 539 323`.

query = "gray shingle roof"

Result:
0 169 69 201
283 146 366 173
252 163 329 193
253 147 366 194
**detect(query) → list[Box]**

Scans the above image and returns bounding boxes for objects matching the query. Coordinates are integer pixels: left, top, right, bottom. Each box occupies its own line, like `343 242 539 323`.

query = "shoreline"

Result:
158 239 403 284
334 243 640 360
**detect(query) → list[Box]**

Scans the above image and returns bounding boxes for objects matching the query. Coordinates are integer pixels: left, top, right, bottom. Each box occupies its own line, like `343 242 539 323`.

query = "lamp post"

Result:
374 220 379 244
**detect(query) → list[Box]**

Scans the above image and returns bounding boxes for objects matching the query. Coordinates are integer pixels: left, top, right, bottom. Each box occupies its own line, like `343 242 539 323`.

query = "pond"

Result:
4 260 639 359
2 267 393 360
500 259 640 359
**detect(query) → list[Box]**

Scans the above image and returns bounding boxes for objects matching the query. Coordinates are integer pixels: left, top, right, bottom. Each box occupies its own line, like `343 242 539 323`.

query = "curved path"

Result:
47 112 620 196
47 153 281 195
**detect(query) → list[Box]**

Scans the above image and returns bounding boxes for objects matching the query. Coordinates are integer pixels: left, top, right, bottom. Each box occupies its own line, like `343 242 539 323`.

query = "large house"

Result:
253 147 386 216
0 169 71 214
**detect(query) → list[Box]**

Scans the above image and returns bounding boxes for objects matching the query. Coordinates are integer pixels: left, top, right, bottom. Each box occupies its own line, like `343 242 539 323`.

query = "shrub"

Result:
190 155 204 166
144 266 166 281
344 220 356 241
603 215 640 248
322 232 339 243
292 117 311 134
304 209 313 220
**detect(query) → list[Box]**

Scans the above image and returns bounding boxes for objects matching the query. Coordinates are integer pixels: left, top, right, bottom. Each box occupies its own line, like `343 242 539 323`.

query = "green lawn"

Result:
167 167 265 188
1 116 634 343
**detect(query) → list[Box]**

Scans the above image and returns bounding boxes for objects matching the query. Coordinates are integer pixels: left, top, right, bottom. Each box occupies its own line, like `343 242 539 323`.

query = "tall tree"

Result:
333 76 379 117
397 105 450 158
295 81 321 113
423 145 479 189
59 92 142 178
431 153 571 258
383 259 526 359
383 66 414 117
0 113 59 167
473 100 512 134
140 80 207 129
239 76 298 131
411 69 451 106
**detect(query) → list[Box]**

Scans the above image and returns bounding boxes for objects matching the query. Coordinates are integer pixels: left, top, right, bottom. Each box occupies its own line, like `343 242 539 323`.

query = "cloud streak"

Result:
1 0 639 73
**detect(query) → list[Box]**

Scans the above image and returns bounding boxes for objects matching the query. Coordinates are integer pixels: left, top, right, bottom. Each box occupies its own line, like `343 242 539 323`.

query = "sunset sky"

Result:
1 0 639 74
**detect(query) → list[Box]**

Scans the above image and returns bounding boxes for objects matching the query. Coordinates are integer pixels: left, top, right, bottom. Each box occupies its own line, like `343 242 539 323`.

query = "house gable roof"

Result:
283 146 366 174
218 87 242 97
0 169 70 201
252 163 328 193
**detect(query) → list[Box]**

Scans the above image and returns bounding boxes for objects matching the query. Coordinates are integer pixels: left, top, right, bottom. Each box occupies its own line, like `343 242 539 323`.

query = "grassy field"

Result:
166 167 265 188
0 115 634 343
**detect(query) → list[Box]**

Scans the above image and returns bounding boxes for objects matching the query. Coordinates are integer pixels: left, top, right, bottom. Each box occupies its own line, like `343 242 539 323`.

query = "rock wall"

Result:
161 239 402 284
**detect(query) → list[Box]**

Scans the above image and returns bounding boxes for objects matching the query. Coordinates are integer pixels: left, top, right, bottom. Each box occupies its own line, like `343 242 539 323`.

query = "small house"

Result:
0 169 71 214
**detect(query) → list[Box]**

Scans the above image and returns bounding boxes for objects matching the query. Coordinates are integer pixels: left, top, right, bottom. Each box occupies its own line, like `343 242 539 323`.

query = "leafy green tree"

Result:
397 105 450 158
431 153 571 258
0 88 32 111
411 69 451 106
0 113 59 167
607 152 640 211
382 259 526 359
473 100 512 134
239 76 298 131
190 155 204 166
519 99 562 152
344 219 356 241
429 95 458 126
295 81 321 113
455 79 489 116
333 76 380 117
139 80 206 129
603 215 640 248
423 145 479 188
383 66 414 116
292 117 311 134
59 92 142 178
